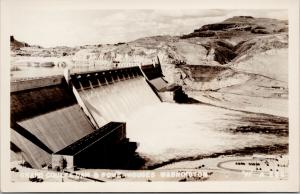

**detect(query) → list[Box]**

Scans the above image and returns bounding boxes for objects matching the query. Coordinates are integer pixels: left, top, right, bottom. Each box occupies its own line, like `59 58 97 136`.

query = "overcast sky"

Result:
9 9 287 47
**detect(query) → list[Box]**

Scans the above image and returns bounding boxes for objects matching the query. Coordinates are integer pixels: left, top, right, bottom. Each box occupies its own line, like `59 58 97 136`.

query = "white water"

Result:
78 76 160 126
77 76 287 166
126 103 288 165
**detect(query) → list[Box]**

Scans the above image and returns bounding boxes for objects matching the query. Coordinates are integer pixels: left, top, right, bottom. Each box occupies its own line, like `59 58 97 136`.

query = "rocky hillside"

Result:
11 16 288 69
10 36 30 51
11 16 288 116
181 16 287 39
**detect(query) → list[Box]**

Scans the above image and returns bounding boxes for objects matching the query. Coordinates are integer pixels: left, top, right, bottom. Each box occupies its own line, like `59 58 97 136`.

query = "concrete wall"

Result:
11 76 64 92
73 123 127 168
51 123 127 169
11 129 51 168
140 64 163 80
10 66 157 169
17 104 95 152
158 91 175 102
11 79 96 168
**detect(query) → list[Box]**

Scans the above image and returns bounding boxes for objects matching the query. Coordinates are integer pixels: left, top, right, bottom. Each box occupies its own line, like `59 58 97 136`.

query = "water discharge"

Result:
126 103 288 166
78 76 160 126
75 71 287 168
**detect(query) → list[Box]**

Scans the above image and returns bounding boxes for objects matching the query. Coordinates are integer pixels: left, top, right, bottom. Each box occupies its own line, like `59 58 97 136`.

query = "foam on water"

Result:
76 74 287 166
126 103 287 164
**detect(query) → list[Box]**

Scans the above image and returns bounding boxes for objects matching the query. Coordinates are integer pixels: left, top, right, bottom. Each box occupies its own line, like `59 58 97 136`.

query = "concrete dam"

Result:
10 61 185 169
71 66 160 127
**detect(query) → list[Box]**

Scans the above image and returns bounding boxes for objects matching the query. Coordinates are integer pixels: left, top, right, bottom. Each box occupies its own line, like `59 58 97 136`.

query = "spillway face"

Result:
11 78 96 168
70 66 160 127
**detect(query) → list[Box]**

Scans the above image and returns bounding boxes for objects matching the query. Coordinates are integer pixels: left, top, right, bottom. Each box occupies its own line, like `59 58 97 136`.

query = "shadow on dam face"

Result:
10 79 96 168
10 66 159 169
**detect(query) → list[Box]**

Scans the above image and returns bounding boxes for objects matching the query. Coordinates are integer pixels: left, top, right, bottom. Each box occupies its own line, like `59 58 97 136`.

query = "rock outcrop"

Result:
11 16 288 116
10 36 30 51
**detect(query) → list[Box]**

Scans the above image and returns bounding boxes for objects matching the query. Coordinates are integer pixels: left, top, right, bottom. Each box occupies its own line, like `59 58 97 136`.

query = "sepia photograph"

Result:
1 0 299 192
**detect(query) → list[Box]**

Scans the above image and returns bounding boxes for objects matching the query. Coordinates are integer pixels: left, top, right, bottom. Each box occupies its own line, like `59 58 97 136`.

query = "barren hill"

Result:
10 16 288 116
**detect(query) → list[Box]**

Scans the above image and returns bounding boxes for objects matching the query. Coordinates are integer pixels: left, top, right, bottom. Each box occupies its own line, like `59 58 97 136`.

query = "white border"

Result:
1 0 299 192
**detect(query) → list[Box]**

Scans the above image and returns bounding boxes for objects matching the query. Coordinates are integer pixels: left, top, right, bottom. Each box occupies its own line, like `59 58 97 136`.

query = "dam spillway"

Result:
10 64 167 169
70 66 161 127
9 62 289 172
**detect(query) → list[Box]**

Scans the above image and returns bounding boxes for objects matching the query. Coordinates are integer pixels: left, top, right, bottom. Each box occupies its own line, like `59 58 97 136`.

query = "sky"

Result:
9 9 288 47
